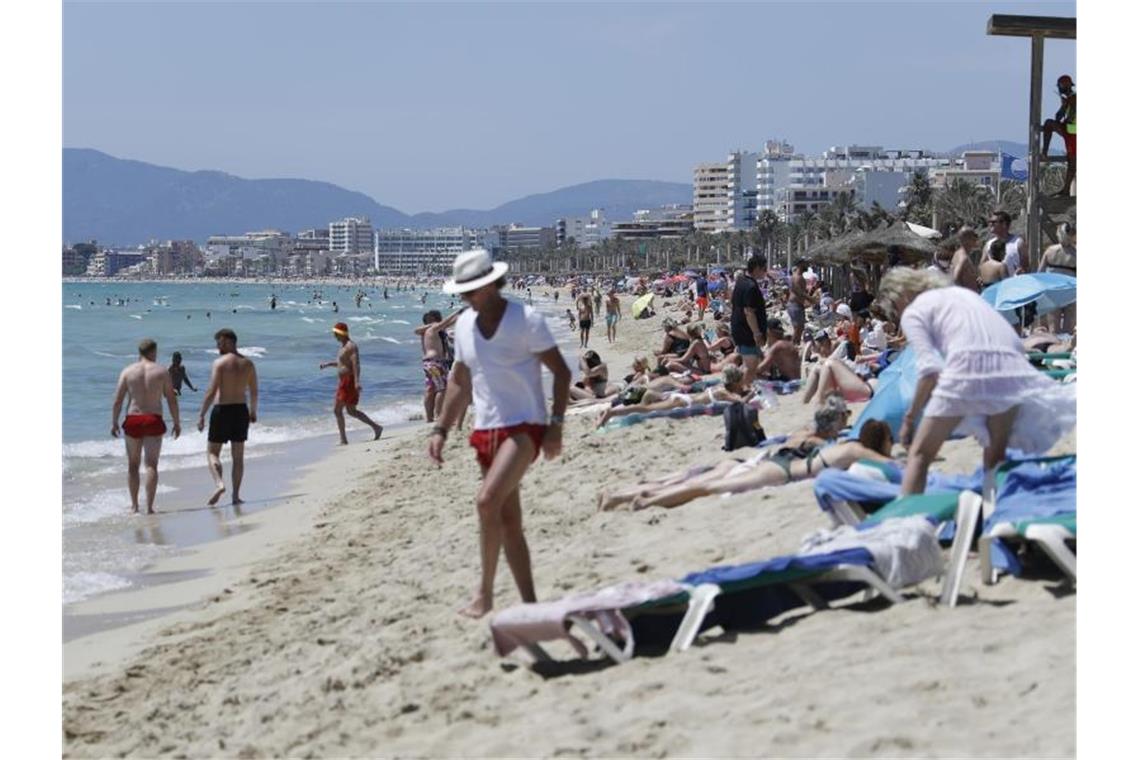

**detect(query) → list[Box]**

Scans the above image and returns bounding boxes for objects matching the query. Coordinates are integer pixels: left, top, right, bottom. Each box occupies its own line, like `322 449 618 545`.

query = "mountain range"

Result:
64 141 1047 246
63 149 692 246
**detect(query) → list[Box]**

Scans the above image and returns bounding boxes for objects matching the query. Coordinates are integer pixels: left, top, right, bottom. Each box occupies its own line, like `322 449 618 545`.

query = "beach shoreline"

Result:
62 290 1076 757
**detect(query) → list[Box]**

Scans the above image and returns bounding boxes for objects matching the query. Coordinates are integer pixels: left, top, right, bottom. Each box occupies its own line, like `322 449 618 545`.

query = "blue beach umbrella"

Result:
981 273 1076 317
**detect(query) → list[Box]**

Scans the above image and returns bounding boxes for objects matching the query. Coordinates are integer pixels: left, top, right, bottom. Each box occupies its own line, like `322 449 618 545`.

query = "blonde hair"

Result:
873 267 952 322
686 323 704 339
722 365 744 387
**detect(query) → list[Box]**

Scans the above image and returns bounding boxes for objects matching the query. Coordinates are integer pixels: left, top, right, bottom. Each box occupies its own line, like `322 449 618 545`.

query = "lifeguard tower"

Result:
987 14 1076 269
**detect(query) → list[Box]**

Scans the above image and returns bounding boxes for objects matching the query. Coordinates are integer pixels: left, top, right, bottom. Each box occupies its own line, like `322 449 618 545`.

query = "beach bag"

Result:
617 385 647 406
723 402 766 451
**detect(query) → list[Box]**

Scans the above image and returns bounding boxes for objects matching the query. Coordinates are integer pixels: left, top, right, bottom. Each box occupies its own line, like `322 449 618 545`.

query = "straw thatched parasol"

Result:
802 229 869 266
848 221 938 266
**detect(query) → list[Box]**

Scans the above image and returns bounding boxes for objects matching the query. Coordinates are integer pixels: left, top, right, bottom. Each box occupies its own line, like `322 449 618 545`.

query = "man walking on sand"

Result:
576 289 594 348
428 249 571 619
604 288 621 344
198 328 258 506
111 338 181 514
320 322 384 444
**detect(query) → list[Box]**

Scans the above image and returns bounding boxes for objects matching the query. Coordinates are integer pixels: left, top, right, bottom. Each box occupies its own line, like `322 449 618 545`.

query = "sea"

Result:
63 280 562 610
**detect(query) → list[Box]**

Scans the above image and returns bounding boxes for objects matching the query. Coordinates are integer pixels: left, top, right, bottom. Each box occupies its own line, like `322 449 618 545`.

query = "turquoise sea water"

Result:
61 280 477 606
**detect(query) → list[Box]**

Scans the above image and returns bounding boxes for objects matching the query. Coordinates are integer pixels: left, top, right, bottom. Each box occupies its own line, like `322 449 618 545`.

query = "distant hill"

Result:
945 140 1065 158
63 149 693 246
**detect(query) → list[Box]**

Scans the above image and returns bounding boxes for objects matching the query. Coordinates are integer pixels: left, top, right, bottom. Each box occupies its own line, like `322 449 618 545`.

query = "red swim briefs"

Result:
336 373 360 406
1062 130 1076 158
123 413 166 439
468 423 547 470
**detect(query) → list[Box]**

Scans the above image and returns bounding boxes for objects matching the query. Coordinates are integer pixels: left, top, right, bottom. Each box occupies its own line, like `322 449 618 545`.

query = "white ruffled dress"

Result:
900 287 1076 453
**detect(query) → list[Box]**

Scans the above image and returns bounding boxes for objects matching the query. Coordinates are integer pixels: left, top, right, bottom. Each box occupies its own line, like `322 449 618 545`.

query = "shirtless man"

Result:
787 260 811 346
111 338 181 514
414 309 463 422
604 288 621 343
198 328 258 506
320 322 384 444
755 319 802 382
950 226 981 292
576 290 594 348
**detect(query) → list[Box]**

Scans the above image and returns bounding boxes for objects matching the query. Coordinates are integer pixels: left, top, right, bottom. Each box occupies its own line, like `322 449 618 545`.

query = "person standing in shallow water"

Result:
111 338 181 514
320 322 384 445
167 351 196 395
198 328 258 507
428 249 571 619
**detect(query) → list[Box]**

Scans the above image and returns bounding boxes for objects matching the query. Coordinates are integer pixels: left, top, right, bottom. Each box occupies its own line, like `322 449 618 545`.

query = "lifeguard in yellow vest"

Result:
1042 74 1076 197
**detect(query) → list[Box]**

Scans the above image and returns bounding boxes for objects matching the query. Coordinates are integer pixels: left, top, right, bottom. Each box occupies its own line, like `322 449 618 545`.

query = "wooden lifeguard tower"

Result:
987 14 1076 269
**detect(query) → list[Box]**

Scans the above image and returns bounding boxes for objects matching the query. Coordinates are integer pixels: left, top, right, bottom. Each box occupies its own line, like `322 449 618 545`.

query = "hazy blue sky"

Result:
63 1 1076 212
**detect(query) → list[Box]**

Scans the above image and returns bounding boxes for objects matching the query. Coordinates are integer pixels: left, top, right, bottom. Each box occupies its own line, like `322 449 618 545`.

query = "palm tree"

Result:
934 178 995 231
901 171 934 226
997 180 1027 219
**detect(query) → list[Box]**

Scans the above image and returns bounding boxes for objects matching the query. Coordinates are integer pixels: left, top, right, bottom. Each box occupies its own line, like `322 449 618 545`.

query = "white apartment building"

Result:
205 230 290 261
930 151 1000 191
374 227 485 273
329 216 374 255
693 162 731 232
758 143 951 221
556 209 612 248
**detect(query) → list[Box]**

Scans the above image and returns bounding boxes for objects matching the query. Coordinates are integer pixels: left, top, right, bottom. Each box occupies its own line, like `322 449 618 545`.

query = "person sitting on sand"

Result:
570 350 620 402
661 324 713 374
599 401 893 511
654 318 691 360
753 319 801 382
595 365 753 429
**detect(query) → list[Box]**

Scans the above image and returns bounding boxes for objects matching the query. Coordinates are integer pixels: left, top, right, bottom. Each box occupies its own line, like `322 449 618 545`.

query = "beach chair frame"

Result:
979 522 1076 585
939 492 984 608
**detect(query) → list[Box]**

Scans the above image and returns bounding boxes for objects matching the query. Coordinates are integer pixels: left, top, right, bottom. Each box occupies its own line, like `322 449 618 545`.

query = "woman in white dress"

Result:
873 268 1076 498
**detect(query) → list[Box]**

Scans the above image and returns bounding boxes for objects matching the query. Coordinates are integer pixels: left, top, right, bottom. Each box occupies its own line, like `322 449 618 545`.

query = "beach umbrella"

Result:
683 269 700 276
905 221 943 240
981 273 1077 316
708 279 726 292
631 293 655 318
849 222 937 265
710 268 727 275
848 347 918 441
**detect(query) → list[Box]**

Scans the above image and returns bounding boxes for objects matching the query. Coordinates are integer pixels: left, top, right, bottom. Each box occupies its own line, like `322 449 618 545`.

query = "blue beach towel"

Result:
984 457 1076 576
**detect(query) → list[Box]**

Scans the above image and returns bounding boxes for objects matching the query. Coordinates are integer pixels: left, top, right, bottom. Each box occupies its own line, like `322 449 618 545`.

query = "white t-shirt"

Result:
453 300 557 430
983 235 1023 277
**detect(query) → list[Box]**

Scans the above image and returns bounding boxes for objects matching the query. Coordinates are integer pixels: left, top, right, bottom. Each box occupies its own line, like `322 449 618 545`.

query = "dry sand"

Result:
63 291 1075 758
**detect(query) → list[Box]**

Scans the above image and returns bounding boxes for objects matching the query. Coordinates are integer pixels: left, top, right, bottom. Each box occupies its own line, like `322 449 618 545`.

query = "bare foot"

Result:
373 424 384 441
596 489 608 512
458 593 493 619
338 438 349 446
232 496 245 506
147 507 156 515
595 410 612 430
207 485 226 506
131 505 140 514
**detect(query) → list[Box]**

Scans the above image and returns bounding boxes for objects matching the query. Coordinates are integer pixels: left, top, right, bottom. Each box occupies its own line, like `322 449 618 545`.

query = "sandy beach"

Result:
62 291 1075 758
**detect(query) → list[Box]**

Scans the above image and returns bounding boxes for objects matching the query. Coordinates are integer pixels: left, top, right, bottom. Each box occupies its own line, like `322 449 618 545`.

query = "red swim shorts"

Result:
696 296 709 310
468 423 547 470
1062 130 1076 158
336 373 360 406
123 413 166 439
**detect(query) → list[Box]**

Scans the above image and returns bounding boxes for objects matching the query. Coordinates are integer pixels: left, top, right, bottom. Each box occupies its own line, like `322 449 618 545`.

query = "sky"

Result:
63 1 1075 213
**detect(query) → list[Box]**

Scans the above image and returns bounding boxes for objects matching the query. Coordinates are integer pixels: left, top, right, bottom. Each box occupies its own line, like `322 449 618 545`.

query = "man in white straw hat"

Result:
428 249 571 618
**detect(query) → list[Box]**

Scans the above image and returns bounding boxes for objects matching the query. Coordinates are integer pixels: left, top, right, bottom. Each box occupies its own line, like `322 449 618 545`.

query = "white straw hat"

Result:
442 249 510 294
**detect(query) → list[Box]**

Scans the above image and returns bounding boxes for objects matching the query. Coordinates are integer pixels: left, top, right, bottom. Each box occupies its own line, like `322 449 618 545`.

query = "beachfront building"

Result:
85 249 146 277
63 241 98 276
374 226 487 274
328 216 374 255
486 224 557 254
756 143 950 220
556 209 612 248
692 162 731 232
612 205 694 241
142 240 202 276
930 150 1001 191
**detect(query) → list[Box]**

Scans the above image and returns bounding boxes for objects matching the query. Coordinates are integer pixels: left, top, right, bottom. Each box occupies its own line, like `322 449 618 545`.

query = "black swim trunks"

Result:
579 319 593 330
208 403 250 444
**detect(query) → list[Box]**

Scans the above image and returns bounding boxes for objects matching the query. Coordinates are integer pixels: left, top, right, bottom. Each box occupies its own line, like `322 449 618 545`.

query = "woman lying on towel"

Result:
594 365 753 429
597 408 895 511
569 350 621 403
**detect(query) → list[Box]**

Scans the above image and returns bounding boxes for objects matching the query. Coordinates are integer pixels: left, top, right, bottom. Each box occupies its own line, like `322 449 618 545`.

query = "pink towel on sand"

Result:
489 579 687 657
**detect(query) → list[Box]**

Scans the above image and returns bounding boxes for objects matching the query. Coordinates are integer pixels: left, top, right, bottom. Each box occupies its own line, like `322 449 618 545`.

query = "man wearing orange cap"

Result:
320 322 384 445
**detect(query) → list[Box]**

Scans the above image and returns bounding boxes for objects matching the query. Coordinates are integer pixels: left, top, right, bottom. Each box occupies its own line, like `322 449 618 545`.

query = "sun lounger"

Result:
670 516 943 652
941 455 1076 607
813 466 978 528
